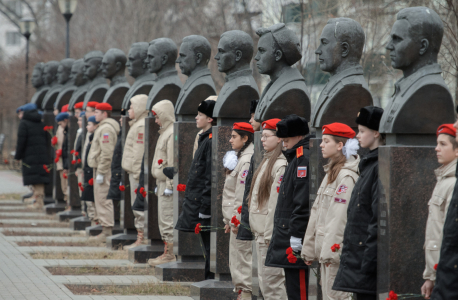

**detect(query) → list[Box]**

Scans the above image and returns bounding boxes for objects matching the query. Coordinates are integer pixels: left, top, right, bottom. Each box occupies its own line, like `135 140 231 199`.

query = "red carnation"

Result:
331 243 341 253
51 136 58 146
387 291 398 300
237 206 242 214
63 173 68 179
158 159 163 165
231 216 240 227
43 165 50 173
89 178 94 186
142 191 147 198
43 126 48 131
177 184 186 192
195 223 202 234
78 182 82 187
3 159 8 164
140 187 145 194
119 185 125 192
75 152 79 157
70 150 75 154
434 264 438 271
287 253 297 264
56 149 62 156
71 160 76 165
54 158 59 163
77 159 81 164
48 126 53 130
286 247 293 255
79 186 84 192
134 188 137 193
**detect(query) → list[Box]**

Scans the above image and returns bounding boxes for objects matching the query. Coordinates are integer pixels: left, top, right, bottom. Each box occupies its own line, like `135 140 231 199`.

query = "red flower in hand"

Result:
43 165 50 173
177 184 186 192
78 182 82 187
75 152 79 157
195 223 202 234
43 126 48 131
48 126 53 131
286 247 293 255
63 173 68 179
237 206 242 214
141 191 147 198
158 159 163 165
331 244 341 253
51 136 58 146
79 186 84 192
134 188 137 194
119 185 125 192
287 253 297 264
71 160 76 165
140 187 145 194
387 291 398 300
434 264 438 271
89 178 94 186
54 158 59 163
231 216 240 227
70 150 75 154
77 159 81 164
56 149 62 156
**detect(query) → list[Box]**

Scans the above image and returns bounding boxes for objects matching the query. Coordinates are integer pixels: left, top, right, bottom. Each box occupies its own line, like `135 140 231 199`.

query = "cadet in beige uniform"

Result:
147 100 177 266
122 94 148 249
302 123 360 300
421 124 458 299
248 118 287 300
73 102 84 196
56 112 69 204
88 103 120 240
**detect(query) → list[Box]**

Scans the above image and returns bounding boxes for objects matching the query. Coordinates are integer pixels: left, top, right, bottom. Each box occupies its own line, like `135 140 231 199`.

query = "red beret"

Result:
61 104 69 113
74 102 84 109
322 123 355 139
86 101 98 108
95 103 112 111
151 110 157 116
233 122 254 134
437 124 456 137
262 118 281 130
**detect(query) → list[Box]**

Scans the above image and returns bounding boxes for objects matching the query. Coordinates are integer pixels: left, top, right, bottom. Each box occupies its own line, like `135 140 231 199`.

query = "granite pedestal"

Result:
69 216 91 230
128 240 165 263
86 224 123 236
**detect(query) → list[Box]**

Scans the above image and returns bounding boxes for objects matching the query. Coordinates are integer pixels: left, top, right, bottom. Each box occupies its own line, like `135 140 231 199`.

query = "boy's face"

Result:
74 108 82 117
249 113 261 131
435 134 458 165
281 136 302 150
195 112 211 129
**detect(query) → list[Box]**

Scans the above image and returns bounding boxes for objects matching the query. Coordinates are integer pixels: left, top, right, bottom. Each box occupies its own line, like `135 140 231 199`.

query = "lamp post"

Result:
58 0 78 58
19 17 35 103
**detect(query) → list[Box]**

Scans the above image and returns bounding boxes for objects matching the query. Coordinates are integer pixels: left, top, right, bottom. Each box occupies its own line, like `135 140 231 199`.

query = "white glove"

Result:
199 213 211 219
164 188 173 196
155 187 157 194
223 150 238 170
96 174 104 184
290 236 302 252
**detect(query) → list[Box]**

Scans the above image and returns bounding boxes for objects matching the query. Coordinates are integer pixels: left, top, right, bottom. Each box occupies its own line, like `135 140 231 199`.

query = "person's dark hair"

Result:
248 129 282 208
327 136 348 184
220 30 254 65
211 118 217 127
182 35 212 65
326 18 365 62
233 129 254 159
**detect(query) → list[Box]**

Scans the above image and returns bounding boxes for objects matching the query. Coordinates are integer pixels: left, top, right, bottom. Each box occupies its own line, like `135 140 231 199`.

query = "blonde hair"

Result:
327 136 348 184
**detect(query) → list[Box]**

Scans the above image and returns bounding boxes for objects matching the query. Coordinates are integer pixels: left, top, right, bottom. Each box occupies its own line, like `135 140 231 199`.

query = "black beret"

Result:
249 99 259 114
163 167 175 180
355 106 384 131
197 100 216 118
276 114 309 138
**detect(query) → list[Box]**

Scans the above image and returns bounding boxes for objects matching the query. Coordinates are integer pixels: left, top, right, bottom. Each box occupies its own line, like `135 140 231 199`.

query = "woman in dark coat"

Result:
15 104 50 209
333 106 384 300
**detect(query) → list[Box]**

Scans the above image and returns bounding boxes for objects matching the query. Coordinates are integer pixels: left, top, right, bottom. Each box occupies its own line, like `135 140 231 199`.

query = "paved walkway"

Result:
0 171 29 194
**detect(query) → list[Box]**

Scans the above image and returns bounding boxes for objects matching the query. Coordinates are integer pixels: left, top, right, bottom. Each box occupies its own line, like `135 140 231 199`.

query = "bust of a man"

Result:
67 59 90 110
57 58 75 86
379 7 454 136
253 23 310 122
311 18 373 134
41 61 63 110
101 48 130 110
175 35 216 118
30 62 49 107
83 50 109 107
145 38 182 110
212 30 259 121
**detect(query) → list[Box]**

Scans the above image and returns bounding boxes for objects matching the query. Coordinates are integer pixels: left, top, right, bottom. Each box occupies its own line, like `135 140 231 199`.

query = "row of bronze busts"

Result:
31 6 454 137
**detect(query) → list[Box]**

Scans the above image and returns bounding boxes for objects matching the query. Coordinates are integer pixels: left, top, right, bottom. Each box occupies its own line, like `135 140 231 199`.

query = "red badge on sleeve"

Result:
336 185 348 195
277 186 280 193
297 166 307 178
241 170 248 178
138 133 143 140
335 198 347 204
296 146 303 158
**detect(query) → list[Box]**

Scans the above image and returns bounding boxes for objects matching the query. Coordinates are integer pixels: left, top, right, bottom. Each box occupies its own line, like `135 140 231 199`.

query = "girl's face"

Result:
261 129 280 152
77 117 83 129
86 122 97 133
320 134 343 159
356 125 377 150
229 130 247 151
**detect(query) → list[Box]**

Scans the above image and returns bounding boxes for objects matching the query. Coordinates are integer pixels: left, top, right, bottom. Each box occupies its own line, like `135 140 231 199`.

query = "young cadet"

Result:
56 112 69 206
302 123 360 300
333 106 384 300
432 110 458 300
147 100 176 266
88 103 120 241
248 118 287 300
420 124 457 299
122 94 148 249
265 114 312 300
221 122 254 300
74 111 85 197
175 97 216 280
81 116 99 224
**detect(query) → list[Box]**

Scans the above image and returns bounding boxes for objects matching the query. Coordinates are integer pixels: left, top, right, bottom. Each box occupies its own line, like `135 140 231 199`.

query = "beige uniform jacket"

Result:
222 143 254 225
249 151 287 243
151 100 175 190
302 155 360 265
122 96 148 180
423 159 457 281
88 118 120 176
55 126 64 171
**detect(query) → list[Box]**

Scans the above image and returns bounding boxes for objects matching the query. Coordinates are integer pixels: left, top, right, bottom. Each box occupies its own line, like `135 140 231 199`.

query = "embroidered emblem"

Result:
297 166 307 178
296 146 303 158
102 133 109 143
322 128 325 133
241 170 248 178
336 185 348 195
277 186 280 193
335 198 347 204
439 128 443 132
263 123 267 129
278 175 283 184
138 133 143 140
240 180 245 184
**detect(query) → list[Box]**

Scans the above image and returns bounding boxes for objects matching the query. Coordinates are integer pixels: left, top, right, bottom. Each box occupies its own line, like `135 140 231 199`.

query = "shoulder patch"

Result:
241 170 248 178
138 133 143 140
296 146 303 158
297 166 307 178
334 197 347 204
277 186 280 193
278 175 283 184
209 133 212 139
336 185 348 195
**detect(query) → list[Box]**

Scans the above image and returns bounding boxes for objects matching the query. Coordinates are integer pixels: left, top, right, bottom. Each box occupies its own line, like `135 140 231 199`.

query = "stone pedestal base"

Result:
44 197 54 205
69 216 91 230
56 209 83 222
155 260 206 282
86 225 123 236
106 232 138 250
22 192 33 202
128 240 164 263
44 202 66 214
190 280 240 300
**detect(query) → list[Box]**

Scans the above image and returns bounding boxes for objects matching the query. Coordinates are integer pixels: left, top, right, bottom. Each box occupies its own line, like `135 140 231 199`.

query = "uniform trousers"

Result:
93 168 114 227
284 267 309 300
229 231 252 293
256 239 287 300
157 180 173 242
32 184 44 203
86 201 97 221
320 263 351 300
128 174 144 231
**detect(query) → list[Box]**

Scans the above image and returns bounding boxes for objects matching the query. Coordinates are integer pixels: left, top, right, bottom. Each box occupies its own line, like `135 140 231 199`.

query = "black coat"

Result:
175 128 212 232
431 163 458 300
132 155 145 212
75 132 82 169
62 125 69 170
266 136 311 269
15 109 50 186
237 154 254 240
107 131 123 201
333 148 379 294
81 133 94 202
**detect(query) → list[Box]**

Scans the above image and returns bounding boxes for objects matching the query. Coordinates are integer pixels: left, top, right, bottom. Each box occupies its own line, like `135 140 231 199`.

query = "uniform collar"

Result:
435 158 457 180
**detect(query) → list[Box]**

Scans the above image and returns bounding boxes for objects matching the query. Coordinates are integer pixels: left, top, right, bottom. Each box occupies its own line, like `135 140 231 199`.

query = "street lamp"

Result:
19 17 35 103
58 0 78 58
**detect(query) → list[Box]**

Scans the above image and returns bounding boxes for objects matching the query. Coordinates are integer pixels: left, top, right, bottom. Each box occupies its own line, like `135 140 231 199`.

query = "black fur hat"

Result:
249 99 259 114
276 114 309 138
355 106 384 131
197 99 216 118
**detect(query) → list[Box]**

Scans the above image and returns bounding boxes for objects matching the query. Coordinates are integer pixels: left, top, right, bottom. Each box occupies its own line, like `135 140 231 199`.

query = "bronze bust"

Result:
68 59 90 110
83 51 109 107
101 48 130 111
30 62 49 107
42 61 64 111
55 58 77 110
